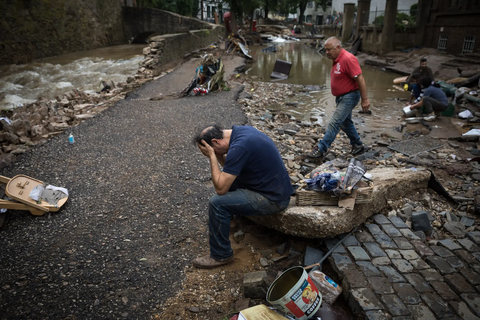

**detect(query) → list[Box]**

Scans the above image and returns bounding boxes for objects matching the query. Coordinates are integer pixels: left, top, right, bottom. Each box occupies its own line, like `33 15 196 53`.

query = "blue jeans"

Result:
318 90 362 152
208 185 290 260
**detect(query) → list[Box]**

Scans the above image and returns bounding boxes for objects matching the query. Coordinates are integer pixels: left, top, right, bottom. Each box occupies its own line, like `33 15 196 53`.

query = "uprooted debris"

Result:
180 54 227 97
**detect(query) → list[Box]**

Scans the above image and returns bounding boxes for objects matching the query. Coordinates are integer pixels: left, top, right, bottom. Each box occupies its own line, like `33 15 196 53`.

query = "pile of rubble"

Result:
235 76 480 234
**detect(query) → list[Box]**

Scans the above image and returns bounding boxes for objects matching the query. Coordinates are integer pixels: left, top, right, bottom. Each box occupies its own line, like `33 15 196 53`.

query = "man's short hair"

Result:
420 58 427 63
325 36 342 48
412 73 422 80
193 124 224 146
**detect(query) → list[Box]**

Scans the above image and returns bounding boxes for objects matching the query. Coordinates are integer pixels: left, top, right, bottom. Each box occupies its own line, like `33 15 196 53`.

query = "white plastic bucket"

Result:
266 266 322 320
403 106 415 117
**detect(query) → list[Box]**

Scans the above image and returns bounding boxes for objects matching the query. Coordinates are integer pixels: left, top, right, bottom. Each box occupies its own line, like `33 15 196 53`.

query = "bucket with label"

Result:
266 266 322 320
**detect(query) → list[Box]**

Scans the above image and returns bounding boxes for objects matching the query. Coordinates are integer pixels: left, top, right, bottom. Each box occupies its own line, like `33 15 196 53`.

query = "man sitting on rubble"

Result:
192 124 293 269
409 77 448 119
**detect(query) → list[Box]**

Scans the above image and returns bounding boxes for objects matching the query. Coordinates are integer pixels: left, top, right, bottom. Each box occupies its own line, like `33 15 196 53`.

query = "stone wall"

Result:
0 0 126 65
138 26 226 77
122 7 215 43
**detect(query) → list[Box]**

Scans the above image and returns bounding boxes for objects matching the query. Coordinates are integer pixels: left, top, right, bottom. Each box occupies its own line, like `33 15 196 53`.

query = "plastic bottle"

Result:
68 134 75 144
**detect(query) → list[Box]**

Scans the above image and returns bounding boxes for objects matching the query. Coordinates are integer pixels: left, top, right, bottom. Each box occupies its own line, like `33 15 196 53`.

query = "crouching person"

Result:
192 124 293 269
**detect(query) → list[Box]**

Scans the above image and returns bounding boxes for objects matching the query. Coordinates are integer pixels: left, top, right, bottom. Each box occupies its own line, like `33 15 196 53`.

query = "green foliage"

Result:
372 11 416 32
410 3 417 21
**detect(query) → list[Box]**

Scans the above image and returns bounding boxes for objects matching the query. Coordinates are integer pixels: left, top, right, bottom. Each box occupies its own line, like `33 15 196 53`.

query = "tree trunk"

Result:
298 3 307 25
230 8 238 34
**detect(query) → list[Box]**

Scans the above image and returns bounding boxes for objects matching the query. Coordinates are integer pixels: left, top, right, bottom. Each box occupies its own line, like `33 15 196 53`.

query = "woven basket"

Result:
296 181 374 206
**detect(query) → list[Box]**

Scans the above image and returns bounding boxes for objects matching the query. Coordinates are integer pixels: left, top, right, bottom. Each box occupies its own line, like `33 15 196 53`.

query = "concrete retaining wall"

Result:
138 26 226 77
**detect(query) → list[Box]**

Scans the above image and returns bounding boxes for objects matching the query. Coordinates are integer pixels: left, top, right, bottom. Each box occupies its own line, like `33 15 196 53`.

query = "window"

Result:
306 15 312 23
438 35 448 53
307 1 313 8
207 6 211 18
462 36 475 54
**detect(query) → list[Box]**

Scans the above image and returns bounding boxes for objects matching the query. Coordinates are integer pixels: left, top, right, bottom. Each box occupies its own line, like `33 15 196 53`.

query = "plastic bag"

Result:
334 158 366 197
304 172 340 192
308 270 342 305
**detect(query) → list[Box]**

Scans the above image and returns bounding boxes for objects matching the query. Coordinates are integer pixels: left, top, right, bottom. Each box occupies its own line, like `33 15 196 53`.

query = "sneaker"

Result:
351 143 365 156
423 112 436 122
192 254 234 269
306 146 324 159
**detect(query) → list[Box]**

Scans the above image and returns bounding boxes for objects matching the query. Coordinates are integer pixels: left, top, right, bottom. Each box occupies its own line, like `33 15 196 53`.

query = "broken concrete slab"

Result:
249 167 431 238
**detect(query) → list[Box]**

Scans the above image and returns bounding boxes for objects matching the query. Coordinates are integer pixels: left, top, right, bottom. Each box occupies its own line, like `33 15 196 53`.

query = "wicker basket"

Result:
296 181 374 206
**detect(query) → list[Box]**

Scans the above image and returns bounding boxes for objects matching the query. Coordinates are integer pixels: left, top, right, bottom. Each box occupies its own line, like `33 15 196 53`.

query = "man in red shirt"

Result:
307 37 370 160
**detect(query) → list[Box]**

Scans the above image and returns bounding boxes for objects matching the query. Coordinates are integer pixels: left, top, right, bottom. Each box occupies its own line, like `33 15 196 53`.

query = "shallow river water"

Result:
245 41 412 139
0 44 145 110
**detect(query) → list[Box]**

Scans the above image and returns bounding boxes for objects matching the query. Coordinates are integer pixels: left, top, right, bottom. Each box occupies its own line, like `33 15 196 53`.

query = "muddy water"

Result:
0 44 144 110
245 42 460 142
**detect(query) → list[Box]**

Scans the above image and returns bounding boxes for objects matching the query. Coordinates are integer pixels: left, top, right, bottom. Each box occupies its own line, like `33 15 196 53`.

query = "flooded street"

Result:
245 42 454 142
0 44 144 110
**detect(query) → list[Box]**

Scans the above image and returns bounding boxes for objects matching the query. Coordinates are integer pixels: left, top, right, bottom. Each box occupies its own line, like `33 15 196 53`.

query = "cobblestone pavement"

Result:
328 214 480 319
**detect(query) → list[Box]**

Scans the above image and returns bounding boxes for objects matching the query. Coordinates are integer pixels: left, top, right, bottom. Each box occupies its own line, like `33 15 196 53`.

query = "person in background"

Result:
409 77 448 119
306 37 370 161
406 73 423 105
407 58 434 84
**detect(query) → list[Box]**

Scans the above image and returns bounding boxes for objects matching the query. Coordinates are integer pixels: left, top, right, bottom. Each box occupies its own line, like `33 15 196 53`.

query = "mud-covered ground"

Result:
1 42 479 320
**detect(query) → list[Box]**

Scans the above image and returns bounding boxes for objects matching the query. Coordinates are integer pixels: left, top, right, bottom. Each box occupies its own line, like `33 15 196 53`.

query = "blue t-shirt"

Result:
223 126 293 202
423 86 448 106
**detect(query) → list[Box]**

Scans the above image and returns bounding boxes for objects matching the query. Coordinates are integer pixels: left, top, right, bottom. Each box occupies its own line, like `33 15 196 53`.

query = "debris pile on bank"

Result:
0 78 150 170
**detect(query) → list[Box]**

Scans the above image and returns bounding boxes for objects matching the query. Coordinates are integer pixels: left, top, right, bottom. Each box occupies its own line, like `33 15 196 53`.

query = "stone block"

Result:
392 259 414 273
365 310 390 320
356 261 381 276
373 214 390 225
364 243 388 257
419 268 444 282
381 224 402 237
349 288 384 313
421 292 453 318
446 256 465 269
373 233 398 249
356 229 375 242
404 273 433 293
430 245 455 258
457 239 480 252
459 268 480 286
461 293 480 317
460 216 475 227
372 257 392 266
381 294 410 316
343 234 360 246
445 274 476 294
412 211 433 232
456 249 479 265
242 271 268 299
343 269 368 288
399 229 420 240
430 281 459 301
410 259 430 270
411 240 435 257
393 237 414 250
407 305 437 320
366 224 384 235
330 253 354 276
304 246 324 267
444 222 467 238
389 216 409 228
385 249 401 259
413 230 427 242
347 246 371 261
378 266 406 283
399 250 420 261
426 256 457 275
392 283 422 305
467 232 480 245
368 276 394 294
438 239 462 251
325 239 347 253
449 300 480 320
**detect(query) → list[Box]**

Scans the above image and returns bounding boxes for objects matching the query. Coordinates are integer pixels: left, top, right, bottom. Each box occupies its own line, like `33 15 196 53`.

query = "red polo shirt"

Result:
330 49 362 97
